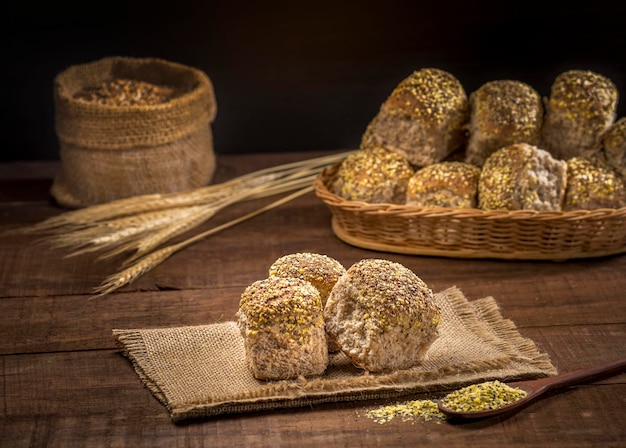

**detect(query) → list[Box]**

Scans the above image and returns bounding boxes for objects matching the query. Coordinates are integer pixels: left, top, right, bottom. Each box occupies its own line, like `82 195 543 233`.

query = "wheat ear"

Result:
41 206 206 256
91 185 314 297
86 171 316 262
94 170 321 262
11 150 353 236
14 177 266 235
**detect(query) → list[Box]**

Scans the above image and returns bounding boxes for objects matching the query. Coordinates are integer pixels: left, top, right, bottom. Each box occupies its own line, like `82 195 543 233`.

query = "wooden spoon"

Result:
438 357 626 420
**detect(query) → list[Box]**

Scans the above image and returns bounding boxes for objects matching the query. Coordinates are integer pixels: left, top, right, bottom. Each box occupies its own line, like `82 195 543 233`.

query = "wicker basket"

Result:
314 162 626 260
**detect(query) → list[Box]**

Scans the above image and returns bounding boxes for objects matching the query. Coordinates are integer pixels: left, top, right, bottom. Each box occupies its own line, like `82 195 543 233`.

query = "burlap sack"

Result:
51 56 217 208
113 287 557 422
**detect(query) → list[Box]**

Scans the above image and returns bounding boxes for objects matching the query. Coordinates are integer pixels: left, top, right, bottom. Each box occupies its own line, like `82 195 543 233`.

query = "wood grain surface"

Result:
1 151 625 447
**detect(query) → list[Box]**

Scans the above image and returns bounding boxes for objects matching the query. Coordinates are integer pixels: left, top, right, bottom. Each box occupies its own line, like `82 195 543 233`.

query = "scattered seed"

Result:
365 399 447 424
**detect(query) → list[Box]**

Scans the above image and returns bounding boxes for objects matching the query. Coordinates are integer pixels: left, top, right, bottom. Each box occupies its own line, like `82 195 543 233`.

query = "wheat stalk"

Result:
15 151 352 236
92 185 314 296
17 175 274 236
41 206 206 256
102 207 220 262
54 166 322 261
92 246 179 297
113 172 320 264
11 150 354 296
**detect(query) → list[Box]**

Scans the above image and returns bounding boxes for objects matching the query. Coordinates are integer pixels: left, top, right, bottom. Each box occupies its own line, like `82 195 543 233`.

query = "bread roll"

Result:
323 259 441 373
602 117 626 179
269 252 346 353
406 161 481 208
563 155 626 210
332 147 414 204
542 70 618 160
465 80 543 166
268 253 346 306
360 68 469 167
237 277 329 380
478 143 567 211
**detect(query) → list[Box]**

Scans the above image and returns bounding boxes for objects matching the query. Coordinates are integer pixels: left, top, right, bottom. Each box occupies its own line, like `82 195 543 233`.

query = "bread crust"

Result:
269 252 347 354
478 143 567 211
564 155 626 210
332 147 414 204
406 161 481 208
323 259 440 373
602 117 626 179
542 70 618 160
237 277 329 380
360 68 468 167
465 80 543 166
268 253 346 305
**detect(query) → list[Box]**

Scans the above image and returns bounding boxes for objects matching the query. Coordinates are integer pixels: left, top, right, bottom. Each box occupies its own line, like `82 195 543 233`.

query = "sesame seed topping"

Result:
548 70 618 136
332 147 414 204
603 117 626 151
268 253 346 303
470 80 543 139
564 156 626 210
602 117 626 178
238 277 324 343
406 161 481 208
478 143 566 211
332 259 440 332
385 68 468 124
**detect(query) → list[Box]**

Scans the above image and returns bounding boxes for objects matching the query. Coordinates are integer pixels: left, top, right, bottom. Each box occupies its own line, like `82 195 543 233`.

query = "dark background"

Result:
3 0 625 162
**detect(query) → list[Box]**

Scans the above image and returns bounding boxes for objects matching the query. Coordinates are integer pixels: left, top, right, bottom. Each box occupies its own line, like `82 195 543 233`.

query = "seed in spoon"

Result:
440 380 528 412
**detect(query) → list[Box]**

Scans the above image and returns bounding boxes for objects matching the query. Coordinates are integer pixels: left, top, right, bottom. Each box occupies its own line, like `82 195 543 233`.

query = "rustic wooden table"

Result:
1 151 625 447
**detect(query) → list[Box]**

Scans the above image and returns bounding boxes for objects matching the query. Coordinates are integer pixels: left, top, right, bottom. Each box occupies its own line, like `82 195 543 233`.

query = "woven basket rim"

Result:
314 162 626 221
314 159 626 260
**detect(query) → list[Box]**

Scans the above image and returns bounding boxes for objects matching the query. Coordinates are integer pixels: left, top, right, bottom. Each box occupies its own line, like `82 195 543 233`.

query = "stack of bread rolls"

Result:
332 68 626 211
236 253 441 380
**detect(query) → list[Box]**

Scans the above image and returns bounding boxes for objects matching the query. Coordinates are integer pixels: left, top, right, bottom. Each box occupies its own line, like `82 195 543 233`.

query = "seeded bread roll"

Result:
269 253 346 305
269 252 346 354
360 68 469 167
405 161 481 208
237 277 329 380
465 80 543 166
602 117 626 179
542 70 618 160
478 143 567 211
332 147 414 204
323 259 441 373
563 155 626 210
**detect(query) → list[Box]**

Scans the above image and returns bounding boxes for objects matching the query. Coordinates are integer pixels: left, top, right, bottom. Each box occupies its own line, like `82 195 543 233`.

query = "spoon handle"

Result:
537 357 626 393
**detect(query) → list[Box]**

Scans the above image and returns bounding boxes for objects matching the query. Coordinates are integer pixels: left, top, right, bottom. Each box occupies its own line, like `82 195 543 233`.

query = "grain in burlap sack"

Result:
51 56 217 208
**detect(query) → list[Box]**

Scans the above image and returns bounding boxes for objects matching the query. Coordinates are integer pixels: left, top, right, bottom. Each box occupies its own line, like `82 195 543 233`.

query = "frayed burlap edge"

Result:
113 286 557 422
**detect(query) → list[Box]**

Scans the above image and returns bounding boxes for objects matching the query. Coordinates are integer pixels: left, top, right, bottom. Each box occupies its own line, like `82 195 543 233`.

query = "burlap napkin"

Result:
113 286 556 422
